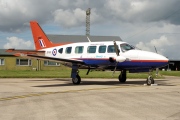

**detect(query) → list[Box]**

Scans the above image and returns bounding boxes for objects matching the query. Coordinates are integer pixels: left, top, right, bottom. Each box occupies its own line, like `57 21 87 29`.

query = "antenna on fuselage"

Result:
154 46 159 76
154 46 158 53
87 36 91 42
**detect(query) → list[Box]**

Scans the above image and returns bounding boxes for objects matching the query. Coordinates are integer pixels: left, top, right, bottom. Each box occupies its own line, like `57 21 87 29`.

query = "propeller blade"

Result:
113 40 119 56
112 62 118 77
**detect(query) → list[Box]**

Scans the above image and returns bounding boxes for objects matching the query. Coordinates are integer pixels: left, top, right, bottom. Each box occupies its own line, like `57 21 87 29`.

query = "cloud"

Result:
0 0 180 32
136 35 174 55
3 36 33 49
103 0 180 24
0 0 180 59
53 8 102 28
0 0 59 32
53 8 85 28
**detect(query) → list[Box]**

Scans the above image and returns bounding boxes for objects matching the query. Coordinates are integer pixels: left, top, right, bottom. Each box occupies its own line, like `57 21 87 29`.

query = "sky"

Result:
0 0 180 59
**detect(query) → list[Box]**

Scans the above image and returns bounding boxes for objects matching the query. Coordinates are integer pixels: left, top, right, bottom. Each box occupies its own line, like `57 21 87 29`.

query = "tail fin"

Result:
30 21 54 50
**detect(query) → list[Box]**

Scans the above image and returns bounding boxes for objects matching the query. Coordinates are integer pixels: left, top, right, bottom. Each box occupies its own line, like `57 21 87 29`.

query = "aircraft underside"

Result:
67 58 168 86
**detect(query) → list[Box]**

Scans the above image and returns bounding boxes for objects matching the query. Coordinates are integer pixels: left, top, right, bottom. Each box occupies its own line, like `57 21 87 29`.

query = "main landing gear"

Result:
72 74 81 84
71 64 81 85
118 70 126 83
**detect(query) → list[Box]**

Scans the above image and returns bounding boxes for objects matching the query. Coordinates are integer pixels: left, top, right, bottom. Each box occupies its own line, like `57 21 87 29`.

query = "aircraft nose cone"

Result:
155 53 168 62
138 50 169 67
156 54 169 67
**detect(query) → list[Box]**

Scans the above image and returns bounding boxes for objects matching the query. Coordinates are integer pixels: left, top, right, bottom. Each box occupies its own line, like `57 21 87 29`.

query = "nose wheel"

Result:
146 76 154 85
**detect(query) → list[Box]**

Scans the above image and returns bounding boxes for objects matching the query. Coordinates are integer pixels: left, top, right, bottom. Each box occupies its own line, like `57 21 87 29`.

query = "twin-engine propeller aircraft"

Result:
6 21 169 85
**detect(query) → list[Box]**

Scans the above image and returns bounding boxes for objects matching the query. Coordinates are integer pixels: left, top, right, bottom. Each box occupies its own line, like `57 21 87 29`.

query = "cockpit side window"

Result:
120 43 134 52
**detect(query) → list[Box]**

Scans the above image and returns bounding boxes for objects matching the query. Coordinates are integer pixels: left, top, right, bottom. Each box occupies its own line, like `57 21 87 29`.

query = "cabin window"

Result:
16 59 32 66
98 46 106 53
0 58 5 65
58 48 63 54
75 46 84 54
44 61 60 66
107 45 116 53
66 47 72 54
87 46 96 53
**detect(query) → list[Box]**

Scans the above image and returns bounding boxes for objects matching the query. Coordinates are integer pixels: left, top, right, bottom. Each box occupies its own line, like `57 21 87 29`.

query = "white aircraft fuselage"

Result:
42 41 168 71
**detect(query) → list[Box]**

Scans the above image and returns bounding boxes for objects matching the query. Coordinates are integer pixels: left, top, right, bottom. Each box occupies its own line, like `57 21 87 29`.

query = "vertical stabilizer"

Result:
30 21 53 50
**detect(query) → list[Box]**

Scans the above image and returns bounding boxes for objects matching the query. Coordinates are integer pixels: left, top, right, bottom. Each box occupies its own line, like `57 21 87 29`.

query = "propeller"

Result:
112 41 126 77
112 41 119 76
114 40 119 56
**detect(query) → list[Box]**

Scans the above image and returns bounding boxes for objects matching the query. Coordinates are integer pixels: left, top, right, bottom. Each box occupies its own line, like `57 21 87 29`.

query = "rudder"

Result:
30 21 53 50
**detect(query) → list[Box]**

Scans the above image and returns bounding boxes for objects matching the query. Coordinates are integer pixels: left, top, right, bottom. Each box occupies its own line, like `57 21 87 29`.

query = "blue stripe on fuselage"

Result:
79 58 168 69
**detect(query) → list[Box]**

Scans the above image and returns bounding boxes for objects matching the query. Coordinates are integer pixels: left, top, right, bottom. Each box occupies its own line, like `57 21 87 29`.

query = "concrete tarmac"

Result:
0 76 180 120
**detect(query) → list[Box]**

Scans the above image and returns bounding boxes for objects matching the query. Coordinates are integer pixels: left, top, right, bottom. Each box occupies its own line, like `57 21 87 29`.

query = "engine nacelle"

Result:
109 57 115 63
116 56 126 62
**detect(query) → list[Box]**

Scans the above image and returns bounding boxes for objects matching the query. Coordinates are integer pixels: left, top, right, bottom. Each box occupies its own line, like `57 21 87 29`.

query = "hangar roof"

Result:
47 35 122 43
0 49 13 56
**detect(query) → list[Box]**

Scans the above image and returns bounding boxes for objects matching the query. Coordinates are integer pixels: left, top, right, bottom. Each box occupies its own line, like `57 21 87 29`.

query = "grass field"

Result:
160 71 180 77
0 69 173 79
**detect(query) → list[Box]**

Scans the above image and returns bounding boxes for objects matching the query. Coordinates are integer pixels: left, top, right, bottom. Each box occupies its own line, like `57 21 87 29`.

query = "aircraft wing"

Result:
6 48 84 65
27 54 85 64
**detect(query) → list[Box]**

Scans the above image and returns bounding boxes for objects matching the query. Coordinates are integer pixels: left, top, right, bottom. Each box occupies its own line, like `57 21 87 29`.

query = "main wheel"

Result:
146 76 154 85
118 70 126 83
72 74 81 85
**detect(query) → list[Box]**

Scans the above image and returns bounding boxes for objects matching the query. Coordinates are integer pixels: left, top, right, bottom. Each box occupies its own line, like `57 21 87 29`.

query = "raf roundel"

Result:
52 48 57 56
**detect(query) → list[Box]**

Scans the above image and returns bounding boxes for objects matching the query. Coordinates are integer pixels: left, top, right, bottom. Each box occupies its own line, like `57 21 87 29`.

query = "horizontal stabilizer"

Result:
6 49 45 56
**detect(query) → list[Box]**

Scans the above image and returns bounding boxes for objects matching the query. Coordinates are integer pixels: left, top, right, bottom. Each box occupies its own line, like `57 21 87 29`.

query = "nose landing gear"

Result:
146 69 155 86
146 76 154 85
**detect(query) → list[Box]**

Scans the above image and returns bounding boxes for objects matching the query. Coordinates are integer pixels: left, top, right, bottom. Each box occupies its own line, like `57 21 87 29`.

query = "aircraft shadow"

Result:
32 79 175 87
27 79 69 82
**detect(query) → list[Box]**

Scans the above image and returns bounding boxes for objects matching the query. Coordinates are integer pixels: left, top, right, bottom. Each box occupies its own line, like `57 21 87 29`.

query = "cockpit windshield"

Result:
120 43 135 52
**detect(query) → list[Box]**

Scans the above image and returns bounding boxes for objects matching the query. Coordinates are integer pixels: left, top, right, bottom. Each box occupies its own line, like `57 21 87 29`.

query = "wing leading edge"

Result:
27 54 85 64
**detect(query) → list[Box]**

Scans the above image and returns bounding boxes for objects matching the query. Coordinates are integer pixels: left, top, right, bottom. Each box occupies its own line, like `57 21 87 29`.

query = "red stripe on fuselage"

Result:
72 58 168 62
131 60 168 62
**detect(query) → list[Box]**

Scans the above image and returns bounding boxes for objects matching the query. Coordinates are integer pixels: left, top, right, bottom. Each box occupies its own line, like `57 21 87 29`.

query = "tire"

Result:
72 75 81 85
118 70 126 83
146 76 154 85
